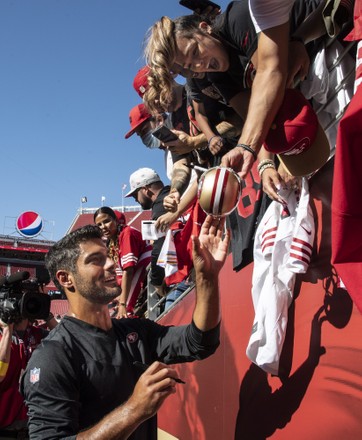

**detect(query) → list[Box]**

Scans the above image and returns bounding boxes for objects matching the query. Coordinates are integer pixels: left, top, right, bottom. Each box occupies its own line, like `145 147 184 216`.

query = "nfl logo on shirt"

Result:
30 367 40 384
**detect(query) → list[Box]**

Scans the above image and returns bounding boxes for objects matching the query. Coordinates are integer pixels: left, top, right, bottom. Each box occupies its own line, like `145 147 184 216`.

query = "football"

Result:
197 166 242 217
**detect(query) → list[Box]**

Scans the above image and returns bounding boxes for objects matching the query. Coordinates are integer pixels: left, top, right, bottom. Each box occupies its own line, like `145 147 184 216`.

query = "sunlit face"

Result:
175 25 229 73
72 239 120 304
94 213 118 240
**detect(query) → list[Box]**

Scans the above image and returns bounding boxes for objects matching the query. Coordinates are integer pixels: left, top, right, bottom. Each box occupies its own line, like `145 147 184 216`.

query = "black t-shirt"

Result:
191 0 320 105
150 185 171 286
205 0 258 103
21 316 220 440
214 0 257 58
187 75 237 127
170 86 193 164
151 185 171 221
188 75 229 106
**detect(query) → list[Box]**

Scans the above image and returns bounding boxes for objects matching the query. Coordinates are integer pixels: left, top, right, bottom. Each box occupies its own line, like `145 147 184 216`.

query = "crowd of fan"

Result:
91 0 353 319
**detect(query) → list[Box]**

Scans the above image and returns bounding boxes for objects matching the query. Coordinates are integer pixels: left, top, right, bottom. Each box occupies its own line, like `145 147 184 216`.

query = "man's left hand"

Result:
192 215 230 277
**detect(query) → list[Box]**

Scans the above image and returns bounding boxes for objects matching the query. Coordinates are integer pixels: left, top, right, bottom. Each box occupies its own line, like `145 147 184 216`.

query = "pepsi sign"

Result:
16 211 43 238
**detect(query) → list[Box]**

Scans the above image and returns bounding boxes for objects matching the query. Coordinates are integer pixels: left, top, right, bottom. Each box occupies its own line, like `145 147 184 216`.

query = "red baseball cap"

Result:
133 66 150 98
264 89 330 176
124 103 152 139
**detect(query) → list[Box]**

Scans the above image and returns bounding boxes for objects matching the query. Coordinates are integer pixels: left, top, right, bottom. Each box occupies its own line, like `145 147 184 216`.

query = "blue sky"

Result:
0 0 228 240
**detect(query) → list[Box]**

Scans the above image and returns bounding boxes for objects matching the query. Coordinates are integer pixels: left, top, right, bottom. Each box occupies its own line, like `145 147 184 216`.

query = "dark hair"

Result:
45 225 103 291
93 206 117 223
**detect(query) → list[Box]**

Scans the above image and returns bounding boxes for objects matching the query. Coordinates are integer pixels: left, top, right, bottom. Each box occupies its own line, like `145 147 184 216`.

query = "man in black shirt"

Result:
21 218 229 439
126 167 170 296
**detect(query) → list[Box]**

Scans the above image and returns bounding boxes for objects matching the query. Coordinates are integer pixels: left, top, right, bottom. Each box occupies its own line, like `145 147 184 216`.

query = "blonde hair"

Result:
144 14 206 114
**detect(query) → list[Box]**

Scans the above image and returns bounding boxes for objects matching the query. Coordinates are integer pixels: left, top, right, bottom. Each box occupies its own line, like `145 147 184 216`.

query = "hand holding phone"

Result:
152 125 179 143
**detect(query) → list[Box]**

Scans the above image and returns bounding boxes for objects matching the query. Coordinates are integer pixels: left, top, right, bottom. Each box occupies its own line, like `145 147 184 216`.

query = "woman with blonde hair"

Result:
143 12 236 115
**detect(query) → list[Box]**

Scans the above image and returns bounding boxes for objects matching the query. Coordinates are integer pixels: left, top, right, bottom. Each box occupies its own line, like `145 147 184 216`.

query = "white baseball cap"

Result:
125 168 161 197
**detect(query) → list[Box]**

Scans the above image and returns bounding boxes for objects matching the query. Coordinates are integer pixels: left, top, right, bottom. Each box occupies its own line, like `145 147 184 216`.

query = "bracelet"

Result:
257 159 275 173
119 303 127 307
208 135 223 147
199 135 223 152
236 144 257 161
258 163 276 177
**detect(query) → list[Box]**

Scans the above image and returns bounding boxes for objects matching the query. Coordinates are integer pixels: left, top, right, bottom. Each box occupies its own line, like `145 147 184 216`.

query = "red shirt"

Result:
115 225 152 284
345 0 362 41
0 325 46 427
118 226 152 269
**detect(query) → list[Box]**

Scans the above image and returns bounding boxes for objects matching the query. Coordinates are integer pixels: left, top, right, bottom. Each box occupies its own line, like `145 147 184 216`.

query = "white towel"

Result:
246 178 315 375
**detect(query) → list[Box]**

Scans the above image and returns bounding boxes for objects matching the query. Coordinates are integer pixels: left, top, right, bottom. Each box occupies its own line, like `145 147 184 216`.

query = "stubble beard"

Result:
74 275 121 305
140 199 153 210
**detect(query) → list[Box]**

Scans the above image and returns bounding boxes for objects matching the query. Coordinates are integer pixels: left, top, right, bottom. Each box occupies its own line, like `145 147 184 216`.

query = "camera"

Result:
0 271 51 324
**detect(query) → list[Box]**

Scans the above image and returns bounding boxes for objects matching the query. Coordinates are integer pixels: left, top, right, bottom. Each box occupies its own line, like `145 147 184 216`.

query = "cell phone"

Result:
151 125 179 143
179 0 221 14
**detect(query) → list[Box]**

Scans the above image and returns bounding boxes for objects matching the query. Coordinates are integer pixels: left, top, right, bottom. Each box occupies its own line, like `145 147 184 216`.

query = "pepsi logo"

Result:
16 211 43 237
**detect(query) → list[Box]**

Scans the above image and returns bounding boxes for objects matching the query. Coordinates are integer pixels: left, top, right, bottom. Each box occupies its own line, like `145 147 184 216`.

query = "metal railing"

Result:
145 268 195 321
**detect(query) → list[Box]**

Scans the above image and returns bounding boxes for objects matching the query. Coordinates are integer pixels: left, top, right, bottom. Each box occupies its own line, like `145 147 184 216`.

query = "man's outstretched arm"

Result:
192 215 230 331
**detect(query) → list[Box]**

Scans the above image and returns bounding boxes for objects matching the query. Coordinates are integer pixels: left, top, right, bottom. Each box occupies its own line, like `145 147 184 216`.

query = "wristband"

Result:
257 159 275 173
236 144 257 161
200 135 223 152
208 135 223 147
258 163 276 177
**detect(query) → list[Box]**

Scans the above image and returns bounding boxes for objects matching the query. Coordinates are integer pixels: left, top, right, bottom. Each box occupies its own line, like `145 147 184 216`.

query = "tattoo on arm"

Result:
171 168 190 196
